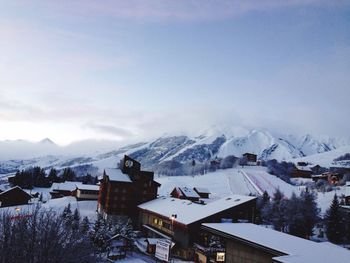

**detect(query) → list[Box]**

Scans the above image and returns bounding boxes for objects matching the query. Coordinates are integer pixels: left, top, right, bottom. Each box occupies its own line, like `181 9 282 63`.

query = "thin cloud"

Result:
84 123 135 138
24 0 349 22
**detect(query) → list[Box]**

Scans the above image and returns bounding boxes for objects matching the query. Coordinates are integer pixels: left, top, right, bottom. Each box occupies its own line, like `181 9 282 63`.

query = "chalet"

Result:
198 223 350 263
194 187 210 199
170 187 201 201
311 172 341 185
50 182 83 199
0 186 32 207
75 184 100 200
291 165 312 178
98 155 160 221
138 195 256 260
243 153 257 165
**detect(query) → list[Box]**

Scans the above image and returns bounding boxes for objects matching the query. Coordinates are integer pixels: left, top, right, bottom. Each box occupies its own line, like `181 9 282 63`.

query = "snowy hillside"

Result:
0 128 349 176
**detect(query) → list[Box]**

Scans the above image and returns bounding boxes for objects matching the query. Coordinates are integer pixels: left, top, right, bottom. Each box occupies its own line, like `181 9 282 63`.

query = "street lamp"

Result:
169 214 177 263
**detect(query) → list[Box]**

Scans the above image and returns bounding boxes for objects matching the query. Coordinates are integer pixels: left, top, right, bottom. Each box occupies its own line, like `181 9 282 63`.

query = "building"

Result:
199 223 350 263
138 195 256 260
170 187 201 201
0 186 32 207
50 181 83 199
291 165 312 178
75 184 100 200
194 187 210 199
98 155 160 220
311 172 342 185
242 153 257 165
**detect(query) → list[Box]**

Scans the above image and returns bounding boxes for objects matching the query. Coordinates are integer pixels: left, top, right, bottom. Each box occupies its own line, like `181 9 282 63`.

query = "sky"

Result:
0 0 349 145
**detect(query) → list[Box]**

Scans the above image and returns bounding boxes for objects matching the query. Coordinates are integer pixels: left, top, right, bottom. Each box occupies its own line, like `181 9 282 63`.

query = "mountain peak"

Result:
39 138 55 145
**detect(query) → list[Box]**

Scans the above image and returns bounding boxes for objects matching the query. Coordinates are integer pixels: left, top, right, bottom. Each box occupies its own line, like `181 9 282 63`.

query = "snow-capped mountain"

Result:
0 128 349 176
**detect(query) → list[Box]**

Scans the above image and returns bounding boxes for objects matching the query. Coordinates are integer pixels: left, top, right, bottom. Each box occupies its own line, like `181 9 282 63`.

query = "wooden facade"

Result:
98 155 160 220
243 153 257 163
0 186 32 207
138 197 256 260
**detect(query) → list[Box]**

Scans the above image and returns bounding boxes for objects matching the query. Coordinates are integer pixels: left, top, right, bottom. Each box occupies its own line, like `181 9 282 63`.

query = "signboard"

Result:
216 252 225 262
155 239 171 262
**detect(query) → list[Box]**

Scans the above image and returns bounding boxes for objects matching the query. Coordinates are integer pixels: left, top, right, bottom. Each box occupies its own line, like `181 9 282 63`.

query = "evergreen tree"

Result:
80 216 90 235
325 194 345 243
287 193 306 237
72 208 81 231
269 189 287 232
300 189 319 238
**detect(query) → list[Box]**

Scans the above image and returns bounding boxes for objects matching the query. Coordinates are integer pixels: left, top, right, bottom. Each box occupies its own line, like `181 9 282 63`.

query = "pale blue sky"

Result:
0 1 349 144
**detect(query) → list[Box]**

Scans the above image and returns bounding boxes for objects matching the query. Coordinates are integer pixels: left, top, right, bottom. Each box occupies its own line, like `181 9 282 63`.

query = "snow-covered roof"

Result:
105 168 132 183
0 186 32 198
138 195 256 225
194 187 210 194
295 166 312 172
77 184 100 191
51 182 83 191
178 187 200 198
202 223 350 263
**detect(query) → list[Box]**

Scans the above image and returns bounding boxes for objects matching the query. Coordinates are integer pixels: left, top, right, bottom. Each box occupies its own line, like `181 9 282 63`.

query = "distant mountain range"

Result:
0 128 349 176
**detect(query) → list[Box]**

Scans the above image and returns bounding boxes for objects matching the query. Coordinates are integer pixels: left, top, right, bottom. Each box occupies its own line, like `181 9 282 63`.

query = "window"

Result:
158 219 163 226
153 218 158 225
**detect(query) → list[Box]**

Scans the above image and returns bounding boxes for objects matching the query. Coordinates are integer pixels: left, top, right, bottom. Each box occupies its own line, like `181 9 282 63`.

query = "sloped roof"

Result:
178 187 200 198
77 184 100 191
138 195 256 225
202 223 350 263
51 182 83 191
0 186 33 199
105 168 132 183
194 187 210 194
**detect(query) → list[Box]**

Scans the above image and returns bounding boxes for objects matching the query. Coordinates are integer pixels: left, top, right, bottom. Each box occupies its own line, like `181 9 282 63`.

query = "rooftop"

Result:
138 195 256 225
202 223 350 263
77 184 100 191
51 181 83 192
105 168 132 183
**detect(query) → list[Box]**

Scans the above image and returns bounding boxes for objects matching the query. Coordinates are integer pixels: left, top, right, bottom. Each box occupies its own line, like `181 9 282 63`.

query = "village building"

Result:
50 181 83 199
170 187 201 201
0 186 32 207
242 153 257 165
194 187 210 199
138 195 256 260
198 223 350 263
75 184 100 200
98 155 160 220
311 172 342 185
291 165 312 178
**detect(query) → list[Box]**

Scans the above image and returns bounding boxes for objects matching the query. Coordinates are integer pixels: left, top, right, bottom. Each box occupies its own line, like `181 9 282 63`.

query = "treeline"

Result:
257 189 350 244
11 167 98 189
257 189 319 239
0 204 135 263
0 205 93 263
156 155 241 176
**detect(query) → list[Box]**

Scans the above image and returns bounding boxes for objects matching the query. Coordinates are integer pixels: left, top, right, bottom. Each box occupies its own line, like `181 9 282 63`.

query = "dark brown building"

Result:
0 186 32 207
291 165 312 178
194 187 210 199
138 195 256 260
170 187 201 201
198 223 350 263
243 153 257 163
98 155 160 220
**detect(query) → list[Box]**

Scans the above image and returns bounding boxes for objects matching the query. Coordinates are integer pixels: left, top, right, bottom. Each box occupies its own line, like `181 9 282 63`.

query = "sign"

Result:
155 239 171 262
216 252 225 262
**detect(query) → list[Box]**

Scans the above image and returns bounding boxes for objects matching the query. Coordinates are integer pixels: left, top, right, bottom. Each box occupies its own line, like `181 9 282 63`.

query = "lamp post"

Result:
169 214 177 263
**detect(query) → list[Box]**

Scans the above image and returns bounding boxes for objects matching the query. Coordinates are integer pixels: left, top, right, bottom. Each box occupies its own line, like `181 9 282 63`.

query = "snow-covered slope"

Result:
0 128 349 175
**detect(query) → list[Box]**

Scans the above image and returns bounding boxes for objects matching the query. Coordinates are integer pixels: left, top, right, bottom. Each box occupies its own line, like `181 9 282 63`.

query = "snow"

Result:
105 168 132 183
292 145 350 168
203 223 350 263
138 195 256 225
51 181 83 191
77 184 99 191
177 187 200 198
